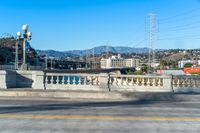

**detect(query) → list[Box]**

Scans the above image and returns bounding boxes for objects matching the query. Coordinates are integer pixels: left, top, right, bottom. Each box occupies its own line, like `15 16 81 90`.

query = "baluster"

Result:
189 79 192 87
109 77 112 85
160 79 163 86
56 76 59 84
93 77 97 85
62 76 65 85
73 76 76 85
126 77 129 86
121 77 123 86
153 78 156 86
136 78 139 85
155 79 157 86
96 76 100 85
176 79 180 87
142 78 146 86
172 79 176 87
68 76 71 85
186 79 189 87
182 79 186 87
150 78 153 86
131 78 134 86
195 79 199 87
45 75 48 84
189 78 193 87
144 78 151 86
88 76 91 85
158 78 162 86
116 78 119 86
84 77 87 85
50 76 53 84
78 76 82 85
90 76 93 85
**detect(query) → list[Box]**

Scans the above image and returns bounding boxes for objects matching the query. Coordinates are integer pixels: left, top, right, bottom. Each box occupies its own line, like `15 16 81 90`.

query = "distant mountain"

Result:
36 46 151 58
36 50 79 58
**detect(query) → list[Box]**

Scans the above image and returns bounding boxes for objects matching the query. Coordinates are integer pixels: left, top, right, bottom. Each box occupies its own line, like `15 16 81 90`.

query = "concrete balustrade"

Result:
109 75 172 92
172 75 200 93
44 73 108 91
0 70 200 93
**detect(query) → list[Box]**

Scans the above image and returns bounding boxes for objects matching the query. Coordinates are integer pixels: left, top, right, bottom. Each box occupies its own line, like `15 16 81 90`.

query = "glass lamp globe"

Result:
22 24 29 31
16 32 21 37
27 32 32 37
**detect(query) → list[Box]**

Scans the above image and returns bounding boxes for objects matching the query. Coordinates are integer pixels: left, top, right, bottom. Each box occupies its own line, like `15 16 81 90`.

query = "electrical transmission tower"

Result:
106 45 109 59
92 48 95 69
148 13 156 74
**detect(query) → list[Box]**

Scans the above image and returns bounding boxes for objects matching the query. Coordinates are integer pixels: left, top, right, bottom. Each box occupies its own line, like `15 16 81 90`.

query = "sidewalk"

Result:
0 89 124 100
0 89 200 101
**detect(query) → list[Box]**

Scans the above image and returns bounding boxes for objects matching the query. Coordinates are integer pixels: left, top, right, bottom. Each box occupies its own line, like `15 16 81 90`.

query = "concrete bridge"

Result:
0 70 200 93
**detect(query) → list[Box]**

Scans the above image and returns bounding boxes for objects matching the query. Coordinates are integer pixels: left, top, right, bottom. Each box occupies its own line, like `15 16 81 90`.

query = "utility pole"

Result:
45 54 48 70
93 48 95 69
50 57 53 69
148 13 156 74
106 45 109 59
15 38 19 70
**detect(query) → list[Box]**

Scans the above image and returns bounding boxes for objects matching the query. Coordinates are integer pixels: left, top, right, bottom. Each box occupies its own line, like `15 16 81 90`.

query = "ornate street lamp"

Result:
15 32 21 70
16 24 32 70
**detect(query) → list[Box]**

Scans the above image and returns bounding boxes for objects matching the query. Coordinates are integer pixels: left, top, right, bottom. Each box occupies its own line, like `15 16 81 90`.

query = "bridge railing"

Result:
172 75 200 93
109 74 172 92
1 70 200 93
44 73 108 91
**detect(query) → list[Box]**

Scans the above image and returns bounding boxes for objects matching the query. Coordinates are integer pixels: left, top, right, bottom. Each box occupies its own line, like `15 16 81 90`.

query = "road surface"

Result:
0 95 200 133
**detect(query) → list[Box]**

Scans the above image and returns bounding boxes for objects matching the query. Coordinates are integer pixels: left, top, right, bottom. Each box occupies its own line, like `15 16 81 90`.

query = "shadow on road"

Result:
0 93 185 114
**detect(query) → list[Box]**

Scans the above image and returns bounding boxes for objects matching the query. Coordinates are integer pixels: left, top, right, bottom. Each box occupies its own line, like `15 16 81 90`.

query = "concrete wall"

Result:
0 70 16 89
0 70 44 89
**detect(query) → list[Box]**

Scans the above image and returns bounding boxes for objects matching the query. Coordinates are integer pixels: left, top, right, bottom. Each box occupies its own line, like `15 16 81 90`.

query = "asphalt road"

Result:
0 95 200 133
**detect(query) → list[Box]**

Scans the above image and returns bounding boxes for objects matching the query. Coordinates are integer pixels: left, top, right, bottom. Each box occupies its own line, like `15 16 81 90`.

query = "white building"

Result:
100 54 140 69
178 60 200 68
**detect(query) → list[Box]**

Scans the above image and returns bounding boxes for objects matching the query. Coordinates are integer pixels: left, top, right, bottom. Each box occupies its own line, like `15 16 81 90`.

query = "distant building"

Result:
150 63 160 68
184 67 200 75
156 70 185 75
100 54 140 69
178 60 200 68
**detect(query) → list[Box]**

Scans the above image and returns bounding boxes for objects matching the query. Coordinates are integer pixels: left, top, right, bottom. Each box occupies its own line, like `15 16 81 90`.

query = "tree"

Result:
160 60 168 69
141 64 148 73
184 63 193 68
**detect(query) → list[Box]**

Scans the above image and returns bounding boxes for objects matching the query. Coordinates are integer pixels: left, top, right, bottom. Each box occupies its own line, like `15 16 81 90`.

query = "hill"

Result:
37 46 150 58
0 37 38 65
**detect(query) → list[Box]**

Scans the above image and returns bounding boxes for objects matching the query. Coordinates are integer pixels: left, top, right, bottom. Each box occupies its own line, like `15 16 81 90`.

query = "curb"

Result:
0 89 125 100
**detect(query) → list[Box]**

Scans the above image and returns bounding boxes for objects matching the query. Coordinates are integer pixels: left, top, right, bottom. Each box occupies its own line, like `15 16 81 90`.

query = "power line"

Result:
160 7 200 21
127 24 145 46
158 37 200 40
158 34 200 40
159 14 200 24
158 25 200 33
160 19 200 30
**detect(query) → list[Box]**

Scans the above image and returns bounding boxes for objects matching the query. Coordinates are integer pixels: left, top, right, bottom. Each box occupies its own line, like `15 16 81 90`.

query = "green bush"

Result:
190 72 200 75
184 63 193 68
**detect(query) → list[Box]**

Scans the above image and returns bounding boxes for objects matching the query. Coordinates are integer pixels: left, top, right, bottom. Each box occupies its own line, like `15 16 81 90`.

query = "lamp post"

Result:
15 32 21 70
17 24 32 70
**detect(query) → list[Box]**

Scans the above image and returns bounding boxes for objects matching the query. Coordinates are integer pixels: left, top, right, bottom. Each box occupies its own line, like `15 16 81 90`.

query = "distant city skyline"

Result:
0 0 200 51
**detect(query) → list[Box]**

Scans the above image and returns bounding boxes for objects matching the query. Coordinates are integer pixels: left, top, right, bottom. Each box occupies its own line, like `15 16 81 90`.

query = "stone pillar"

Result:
98 73 109 91
0 70 16 89
162 75 173 92
32 71 45 90
0 71 8 89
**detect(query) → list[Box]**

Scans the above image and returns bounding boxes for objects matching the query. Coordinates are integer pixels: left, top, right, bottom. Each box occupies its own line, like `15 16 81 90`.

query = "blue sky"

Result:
0 0 200 50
